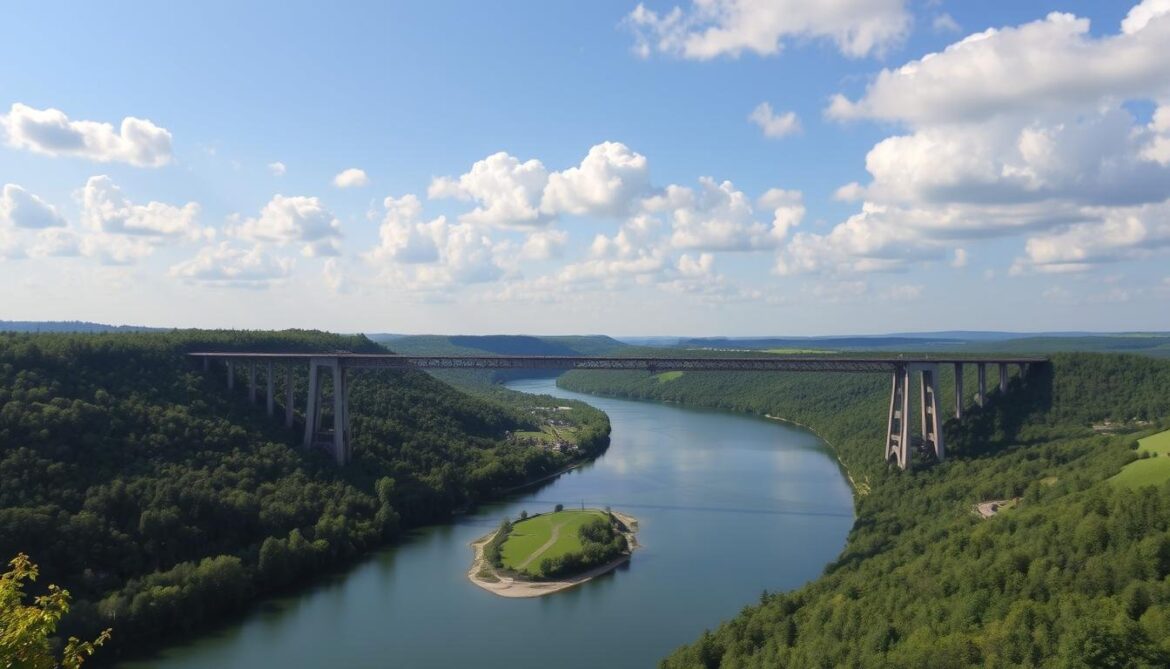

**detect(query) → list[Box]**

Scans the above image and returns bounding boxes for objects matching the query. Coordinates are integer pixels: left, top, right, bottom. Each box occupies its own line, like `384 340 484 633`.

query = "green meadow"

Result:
1110 428 1170 489
500 509 608 576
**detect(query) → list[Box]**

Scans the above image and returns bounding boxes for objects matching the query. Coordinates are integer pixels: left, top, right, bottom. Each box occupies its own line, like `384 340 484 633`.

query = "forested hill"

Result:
560 353 1170 666
0 330 609 655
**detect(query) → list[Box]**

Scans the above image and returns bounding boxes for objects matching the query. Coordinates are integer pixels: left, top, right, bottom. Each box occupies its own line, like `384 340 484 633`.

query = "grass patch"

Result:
655 371 683 383
1110 428 1170 489
500 509 608 577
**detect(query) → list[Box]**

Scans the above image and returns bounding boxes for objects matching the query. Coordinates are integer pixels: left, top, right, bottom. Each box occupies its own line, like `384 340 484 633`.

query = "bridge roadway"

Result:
189 352 1048 469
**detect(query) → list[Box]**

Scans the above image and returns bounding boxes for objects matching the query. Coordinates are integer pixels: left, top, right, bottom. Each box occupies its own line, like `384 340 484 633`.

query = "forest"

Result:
560 353 1170 667
0 330 609 656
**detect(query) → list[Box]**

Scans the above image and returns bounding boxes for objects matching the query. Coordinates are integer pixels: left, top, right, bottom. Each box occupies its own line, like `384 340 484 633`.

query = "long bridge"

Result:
189 352 1048 470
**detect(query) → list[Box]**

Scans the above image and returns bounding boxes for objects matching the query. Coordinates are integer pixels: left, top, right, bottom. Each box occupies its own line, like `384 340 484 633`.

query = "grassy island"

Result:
468 507 637 598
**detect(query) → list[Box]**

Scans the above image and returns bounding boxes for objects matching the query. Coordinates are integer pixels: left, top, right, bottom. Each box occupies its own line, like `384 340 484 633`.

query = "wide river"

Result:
122 378 854 669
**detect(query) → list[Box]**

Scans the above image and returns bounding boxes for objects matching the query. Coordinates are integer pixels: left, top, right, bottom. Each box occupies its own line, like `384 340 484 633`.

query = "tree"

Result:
0 553 111 668
554 504 564 512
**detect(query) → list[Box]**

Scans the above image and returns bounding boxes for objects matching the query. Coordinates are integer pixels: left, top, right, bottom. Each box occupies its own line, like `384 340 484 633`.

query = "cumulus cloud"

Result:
366 193 505 289
268 161 287 176
540 142 650 217
783 2 1170 275
827 9 1170 124
169 242 294 287
520 229 568 260
1 103 173 167
748 103 800 138
80 176 205 241
645 177 802 251
333 168 369 188
1 184 66 228
625 0 909 59
428 152 549 227
229 194 342 257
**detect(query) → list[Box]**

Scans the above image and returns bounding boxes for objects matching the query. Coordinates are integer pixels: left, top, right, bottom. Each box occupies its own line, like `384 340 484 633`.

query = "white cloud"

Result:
80 233 155 266
429 151 549 227
28 228 81 258
932 13 960 34
81 176 205 240
788 4 1170 275
951 248 968 268
1015 202 1170 273
827 10 1170 125
520 229 568 260
834 182 865 202
748 103 800 138
366 193 505 289
880 283 923 301
646 177 801 251
677 252 714 277
1 103 173 167
625 0 910 60
229 194 342 257
333 168 369 188
169 242 294 287
540 142 650 217
1 184 66 228
268 161 287 176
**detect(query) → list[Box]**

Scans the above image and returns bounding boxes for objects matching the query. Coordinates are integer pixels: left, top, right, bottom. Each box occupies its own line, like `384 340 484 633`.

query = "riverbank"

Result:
764 414 870 496
467 511 639 598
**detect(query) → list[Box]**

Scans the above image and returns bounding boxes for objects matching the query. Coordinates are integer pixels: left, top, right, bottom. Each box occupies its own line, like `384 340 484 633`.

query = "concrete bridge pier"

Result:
919 364 944 462
885 363 945 470
885 364 911 470
998 363 1008 393
303 357 351 466
227 361 234 390
248 364 257 404
284 366 295 428
953 363 964 419
976 363 986 407
266 362 276 417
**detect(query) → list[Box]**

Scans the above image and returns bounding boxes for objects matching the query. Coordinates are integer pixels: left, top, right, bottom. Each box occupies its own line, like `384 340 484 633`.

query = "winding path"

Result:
516 521 565 571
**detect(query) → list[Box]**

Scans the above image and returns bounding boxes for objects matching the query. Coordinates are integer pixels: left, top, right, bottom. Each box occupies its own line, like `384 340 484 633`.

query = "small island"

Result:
468 506 638 598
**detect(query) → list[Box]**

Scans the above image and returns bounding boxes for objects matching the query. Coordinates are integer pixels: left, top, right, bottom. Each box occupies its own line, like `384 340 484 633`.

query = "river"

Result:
120 378 854 669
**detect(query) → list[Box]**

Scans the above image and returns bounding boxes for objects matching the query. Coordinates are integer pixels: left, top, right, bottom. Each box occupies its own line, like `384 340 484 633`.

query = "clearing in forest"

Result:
500 509 608 576
1110 428 1170 489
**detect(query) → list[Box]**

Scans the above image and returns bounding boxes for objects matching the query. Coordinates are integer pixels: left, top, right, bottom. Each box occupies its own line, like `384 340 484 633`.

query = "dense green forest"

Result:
560 353 1170 667
0 330 609 656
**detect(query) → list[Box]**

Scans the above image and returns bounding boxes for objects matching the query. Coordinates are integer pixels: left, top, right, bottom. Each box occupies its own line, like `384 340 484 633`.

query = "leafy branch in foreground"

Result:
1 553 111 668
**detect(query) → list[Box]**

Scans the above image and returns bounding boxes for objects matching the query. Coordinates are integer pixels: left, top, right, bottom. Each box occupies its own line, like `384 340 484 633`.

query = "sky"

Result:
1 0 1169 336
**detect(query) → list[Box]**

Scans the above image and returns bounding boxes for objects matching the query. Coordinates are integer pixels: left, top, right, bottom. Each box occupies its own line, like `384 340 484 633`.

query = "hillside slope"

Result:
560 353 1170 667
0 330 609 652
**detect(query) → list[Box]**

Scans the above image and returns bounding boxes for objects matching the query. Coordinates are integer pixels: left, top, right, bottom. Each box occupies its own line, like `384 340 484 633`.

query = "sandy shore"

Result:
467 511 639 598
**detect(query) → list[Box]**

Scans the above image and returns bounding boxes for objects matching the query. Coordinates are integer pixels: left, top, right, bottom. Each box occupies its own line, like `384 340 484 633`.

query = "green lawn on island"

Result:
1110 428 1170 489
500 509 608 577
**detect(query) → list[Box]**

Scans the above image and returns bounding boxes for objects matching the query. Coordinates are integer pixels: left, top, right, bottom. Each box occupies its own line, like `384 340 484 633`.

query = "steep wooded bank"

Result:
0 330 609 654
559 354 1170 667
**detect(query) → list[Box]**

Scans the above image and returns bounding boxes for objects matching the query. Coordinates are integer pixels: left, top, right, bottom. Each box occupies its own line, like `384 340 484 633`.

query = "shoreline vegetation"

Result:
467 509 638 598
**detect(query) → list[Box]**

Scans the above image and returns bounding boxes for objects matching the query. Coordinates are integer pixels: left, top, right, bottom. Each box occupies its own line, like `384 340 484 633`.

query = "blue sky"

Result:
1 1 1168 335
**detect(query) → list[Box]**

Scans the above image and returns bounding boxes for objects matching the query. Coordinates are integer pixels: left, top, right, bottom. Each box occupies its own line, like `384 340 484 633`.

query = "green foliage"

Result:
561 353 1170 667
0 330 609 653
0 553 111 668
538 515 628 579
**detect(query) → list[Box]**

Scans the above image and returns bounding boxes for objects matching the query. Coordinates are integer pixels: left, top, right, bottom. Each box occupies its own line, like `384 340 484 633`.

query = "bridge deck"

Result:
188 352 1048 374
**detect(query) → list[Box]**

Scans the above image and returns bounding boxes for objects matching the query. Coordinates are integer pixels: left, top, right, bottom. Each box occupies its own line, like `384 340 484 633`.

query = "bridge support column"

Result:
976 363 986 407
998 363 1008 393
248 364 257 404
919 365 944 462
203 357 209 372
227 361 234 390
285 366 295 428
953 363 964 419
302 357 351 465
885 365 911 470
266 362 275 417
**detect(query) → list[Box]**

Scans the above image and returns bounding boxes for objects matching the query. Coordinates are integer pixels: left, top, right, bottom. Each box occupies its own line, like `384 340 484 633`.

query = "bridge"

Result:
188 352 1048 469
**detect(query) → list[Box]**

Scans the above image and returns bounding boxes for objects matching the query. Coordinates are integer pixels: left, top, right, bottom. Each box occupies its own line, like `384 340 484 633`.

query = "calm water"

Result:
121 379 854 669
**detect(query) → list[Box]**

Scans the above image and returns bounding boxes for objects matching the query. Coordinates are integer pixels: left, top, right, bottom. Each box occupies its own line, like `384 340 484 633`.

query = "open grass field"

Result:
654 371 684 383
1110 428 1170 489
500 509 608 576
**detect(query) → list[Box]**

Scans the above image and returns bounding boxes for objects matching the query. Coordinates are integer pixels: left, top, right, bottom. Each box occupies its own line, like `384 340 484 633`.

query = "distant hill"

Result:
0 320 166 333
674 332 1170 357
